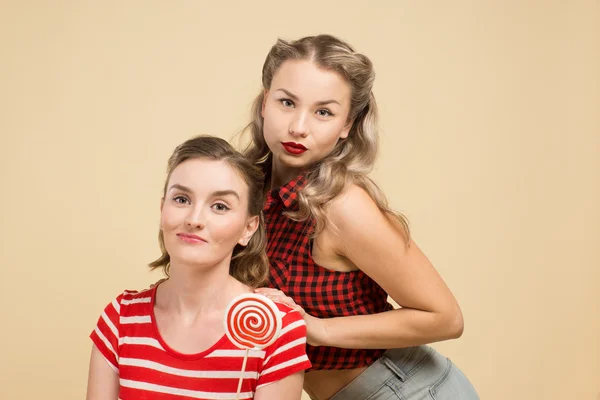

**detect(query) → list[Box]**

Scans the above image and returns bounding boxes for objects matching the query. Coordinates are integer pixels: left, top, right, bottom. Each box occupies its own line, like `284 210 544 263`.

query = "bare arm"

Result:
259 184 464 350
86 344 119 400
254 371 305 400
312 184 464 349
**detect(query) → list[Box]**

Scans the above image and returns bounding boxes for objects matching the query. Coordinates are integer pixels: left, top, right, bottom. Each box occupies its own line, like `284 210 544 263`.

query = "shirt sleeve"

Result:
89 294 123 374
256 305 312 388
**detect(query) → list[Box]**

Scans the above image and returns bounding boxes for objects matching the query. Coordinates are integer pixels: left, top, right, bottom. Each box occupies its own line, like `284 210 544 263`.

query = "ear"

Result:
239 215 260 246
340 119 353 139
159 198 165 229
260 89 268 118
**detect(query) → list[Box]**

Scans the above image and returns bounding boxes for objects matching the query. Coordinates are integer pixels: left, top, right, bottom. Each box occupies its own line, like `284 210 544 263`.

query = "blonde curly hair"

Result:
242 34 409 240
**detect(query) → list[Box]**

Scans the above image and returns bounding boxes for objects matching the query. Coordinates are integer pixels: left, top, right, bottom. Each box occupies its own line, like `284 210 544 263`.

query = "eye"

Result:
280 99 295 108
316 109 333 117
212 203 230 212
173 195 190 205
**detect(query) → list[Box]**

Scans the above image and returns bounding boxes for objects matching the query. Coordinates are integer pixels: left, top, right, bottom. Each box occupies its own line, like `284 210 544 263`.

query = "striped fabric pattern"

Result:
90 287 311 399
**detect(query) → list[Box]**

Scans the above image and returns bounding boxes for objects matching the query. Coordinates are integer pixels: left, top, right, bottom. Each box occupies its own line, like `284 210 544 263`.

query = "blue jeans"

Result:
329 345 479 400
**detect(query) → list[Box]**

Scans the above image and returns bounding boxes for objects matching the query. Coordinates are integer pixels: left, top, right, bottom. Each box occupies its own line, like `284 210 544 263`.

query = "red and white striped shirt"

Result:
90 286 311 399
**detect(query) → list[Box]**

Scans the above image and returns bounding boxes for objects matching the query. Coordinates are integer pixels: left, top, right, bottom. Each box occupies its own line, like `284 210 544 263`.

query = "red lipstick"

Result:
281 142 307 155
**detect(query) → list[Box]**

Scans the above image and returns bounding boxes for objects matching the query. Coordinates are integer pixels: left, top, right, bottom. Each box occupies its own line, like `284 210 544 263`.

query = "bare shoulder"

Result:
326 183 383 229
323 182 409 261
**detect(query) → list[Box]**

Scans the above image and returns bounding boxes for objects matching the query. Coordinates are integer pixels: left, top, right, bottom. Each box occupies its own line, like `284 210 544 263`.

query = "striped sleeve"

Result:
256 305 312 388
89 294 123 374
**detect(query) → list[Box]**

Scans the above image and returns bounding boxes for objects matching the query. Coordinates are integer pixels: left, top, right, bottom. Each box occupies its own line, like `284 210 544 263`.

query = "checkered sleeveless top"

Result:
263 174 394 370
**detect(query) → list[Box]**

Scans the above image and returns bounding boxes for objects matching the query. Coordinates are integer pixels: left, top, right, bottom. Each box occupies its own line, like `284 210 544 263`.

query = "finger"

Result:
291 305 305 316
265 295 296 308
255 287 282 293
255 288 285 296
262 294 287 302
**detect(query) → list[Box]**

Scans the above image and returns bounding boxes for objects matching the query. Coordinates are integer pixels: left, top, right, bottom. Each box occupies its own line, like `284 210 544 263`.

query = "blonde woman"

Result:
246 35 479 399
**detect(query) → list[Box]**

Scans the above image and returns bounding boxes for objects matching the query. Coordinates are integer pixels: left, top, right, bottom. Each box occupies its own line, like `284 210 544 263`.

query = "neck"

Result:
158 258 249 321
269 158 305 190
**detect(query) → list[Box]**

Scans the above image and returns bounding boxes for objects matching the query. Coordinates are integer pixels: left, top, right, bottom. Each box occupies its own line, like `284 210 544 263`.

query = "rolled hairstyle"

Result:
150 135 270 288
243 34 410 240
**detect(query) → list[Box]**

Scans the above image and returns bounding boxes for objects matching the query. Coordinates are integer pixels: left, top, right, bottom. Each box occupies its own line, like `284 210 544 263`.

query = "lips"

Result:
281 142 307 155
177 233 207 244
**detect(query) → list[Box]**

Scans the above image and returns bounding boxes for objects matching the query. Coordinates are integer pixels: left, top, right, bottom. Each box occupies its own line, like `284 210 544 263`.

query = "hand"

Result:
254 288 304 316
254 288 328 347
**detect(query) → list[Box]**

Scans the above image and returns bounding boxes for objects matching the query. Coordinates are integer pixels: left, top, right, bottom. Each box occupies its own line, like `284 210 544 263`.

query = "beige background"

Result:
1 1 598 399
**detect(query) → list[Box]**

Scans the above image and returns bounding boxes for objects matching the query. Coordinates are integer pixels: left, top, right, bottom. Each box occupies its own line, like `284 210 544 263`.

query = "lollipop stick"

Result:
225 294 282 399
235 349 249 400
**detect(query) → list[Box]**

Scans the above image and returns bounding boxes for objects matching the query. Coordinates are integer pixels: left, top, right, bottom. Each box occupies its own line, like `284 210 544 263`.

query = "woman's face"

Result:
261 59 353 175
160 158 258 271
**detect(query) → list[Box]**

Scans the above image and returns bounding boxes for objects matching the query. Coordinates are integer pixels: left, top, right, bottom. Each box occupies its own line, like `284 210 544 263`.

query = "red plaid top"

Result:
263 174 394 370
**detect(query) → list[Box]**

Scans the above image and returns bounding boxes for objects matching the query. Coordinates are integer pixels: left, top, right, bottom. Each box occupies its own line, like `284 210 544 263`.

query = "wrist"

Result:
306 314 330 347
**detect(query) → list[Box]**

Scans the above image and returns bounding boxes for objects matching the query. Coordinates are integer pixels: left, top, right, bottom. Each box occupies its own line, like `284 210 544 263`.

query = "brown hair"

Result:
242 34 410 240
149 135 269 288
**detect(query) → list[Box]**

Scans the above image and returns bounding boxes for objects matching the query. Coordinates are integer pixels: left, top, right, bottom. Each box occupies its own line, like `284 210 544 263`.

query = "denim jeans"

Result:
328 345 479 400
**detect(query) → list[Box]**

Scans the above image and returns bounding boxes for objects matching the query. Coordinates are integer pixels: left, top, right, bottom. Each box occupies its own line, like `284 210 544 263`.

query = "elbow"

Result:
435 307 464 340
446 307 464 339
449 310 464 339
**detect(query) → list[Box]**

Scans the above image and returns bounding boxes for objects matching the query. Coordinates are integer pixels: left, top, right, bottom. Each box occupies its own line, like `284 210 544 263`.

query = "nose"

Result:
289 110 308 138
185 205 205 229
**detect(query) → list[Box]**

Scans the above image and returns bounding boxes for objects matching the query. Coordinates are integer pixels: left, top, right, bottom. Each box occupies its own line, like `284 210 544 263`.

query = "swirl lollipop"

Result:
224 293 283 399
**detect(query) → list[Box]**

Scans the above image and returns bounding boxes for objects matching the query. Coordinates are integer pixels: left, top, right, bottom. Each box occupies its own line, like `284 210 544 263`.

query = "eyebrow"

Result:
168 184 240 200
275 88 341 106
168 184 192 193
212 190 240 200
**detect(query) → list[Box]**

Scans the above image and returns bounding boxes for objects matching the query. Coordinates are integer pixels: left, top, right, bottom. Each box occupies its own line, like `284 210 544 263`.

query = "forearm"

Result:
313 307 463 349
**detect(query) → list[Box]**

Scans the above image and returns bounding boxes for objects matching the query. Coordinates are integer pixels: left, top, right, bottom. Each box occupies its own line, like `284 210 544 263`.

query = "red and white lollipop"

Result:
224 293 283 398
225 293 282 350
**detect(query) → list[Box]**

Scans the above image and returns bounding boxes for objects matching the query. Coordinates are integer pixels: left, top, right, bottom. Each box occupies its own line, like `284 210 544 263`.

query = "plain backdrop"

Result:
1 1 598 399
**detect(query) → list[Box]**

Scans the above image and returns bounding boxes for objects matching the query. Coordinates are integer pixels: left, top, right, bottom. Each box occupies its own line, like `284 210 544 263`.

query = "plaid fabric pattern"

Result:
264 174 394 370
